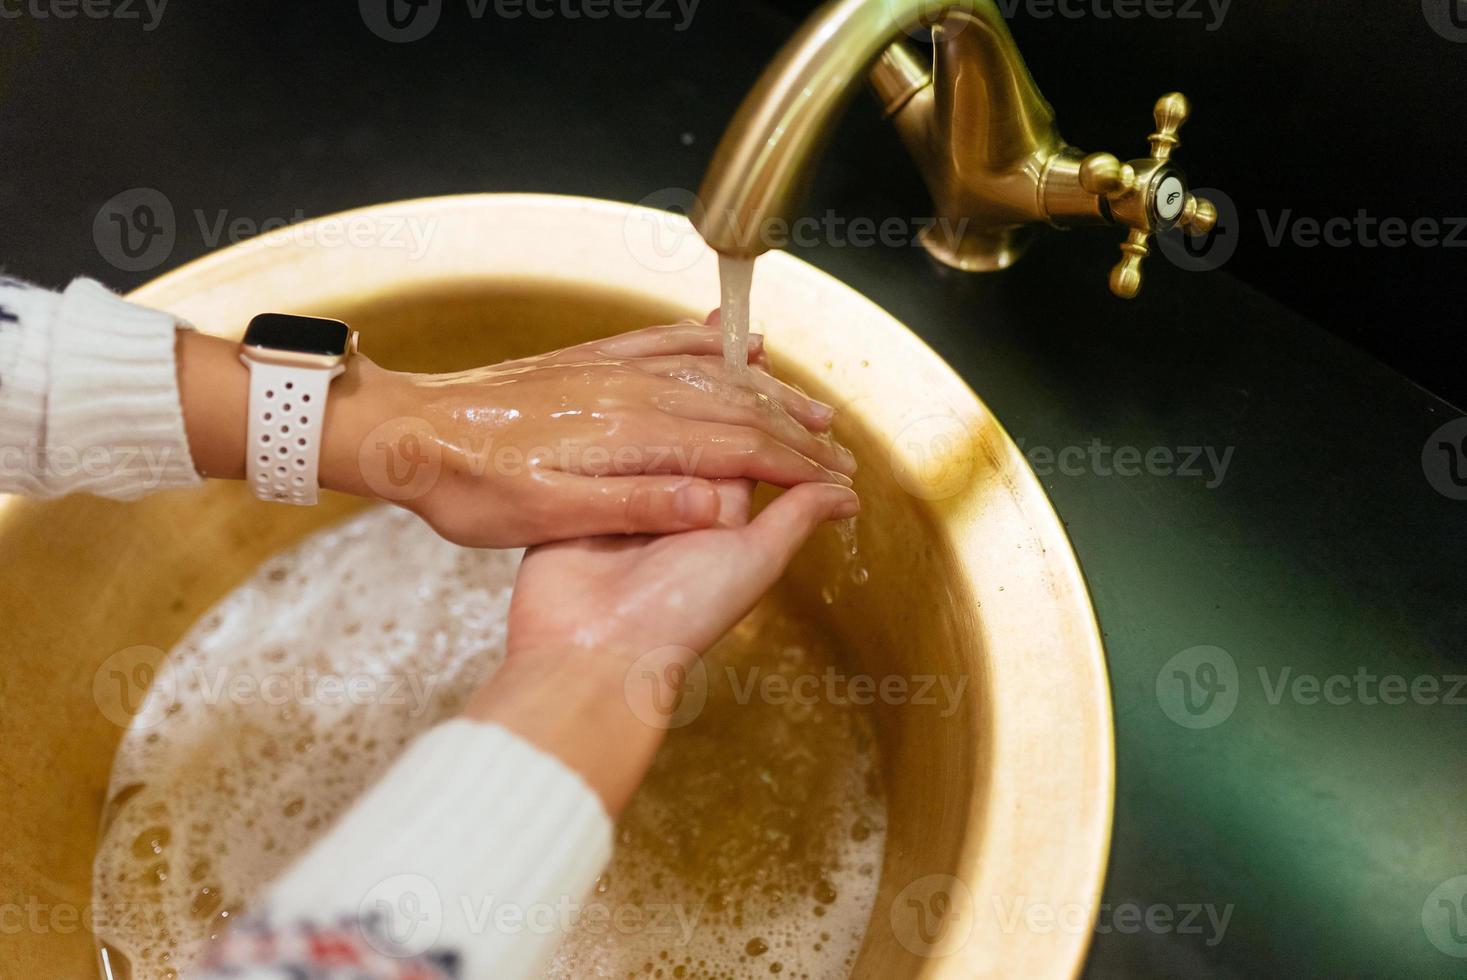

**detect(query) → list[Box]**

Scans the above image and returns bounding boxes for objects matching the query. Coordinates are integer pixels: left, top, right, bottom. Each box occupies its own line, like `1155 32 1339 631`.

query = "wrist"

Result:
462 646 697 814
315 357 417 499
178 327 415 499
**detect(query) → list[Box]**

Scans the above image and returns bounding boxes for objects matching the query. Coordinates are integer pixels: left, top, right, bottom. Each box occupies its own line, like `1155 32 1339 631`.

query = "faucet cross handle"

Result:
1080 92 1218 298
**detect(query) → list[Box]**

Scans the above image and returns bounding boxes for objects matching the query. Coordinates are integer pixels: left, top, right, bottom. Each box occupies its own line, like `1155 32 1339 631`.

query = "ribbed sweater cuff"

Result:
47 278 200 499
0 281 56 496
263 719 613 979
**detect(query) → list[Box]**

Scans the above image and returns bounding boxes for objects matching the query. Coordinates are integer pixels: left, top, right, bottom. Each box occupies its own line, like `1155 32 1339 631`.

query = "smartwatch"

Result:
238 313 359 505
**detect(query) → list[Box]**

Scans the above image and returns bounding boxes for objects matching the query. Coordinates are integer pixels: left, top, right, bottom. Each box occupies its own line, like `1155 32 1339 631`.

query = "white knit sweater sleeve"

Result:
258 719 614 979
1 276 615 977
0 276 200 499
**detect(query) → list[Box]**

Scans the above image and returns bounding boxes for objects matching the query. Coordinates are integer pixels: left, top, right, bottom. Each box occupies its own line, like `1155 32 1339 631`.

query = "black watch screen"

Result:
242 313 351 356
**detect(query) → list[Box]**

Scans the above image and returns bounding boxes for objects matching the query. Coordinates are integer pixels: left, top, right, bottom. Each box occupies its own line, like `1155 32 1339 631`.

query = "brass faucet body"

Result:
695 0 1217 298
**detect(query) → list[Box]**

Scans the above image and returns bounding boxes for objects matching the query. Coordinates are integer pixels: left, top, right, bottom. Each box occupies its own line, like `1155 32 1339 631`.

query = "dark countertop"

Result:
3 4 1464 977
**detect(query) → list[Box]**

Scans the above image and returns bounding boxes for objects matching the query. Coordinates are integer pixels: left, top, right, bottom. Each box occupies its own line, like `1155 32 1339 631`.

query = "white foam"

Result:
93 505 886 979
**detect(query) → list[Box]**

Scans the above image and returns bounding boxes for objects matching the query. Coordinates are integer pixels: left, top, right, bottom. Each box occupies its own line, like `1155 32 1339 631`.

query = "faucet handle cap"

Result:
1149 92 1191 161
1078 153 1137 198
1108 229 1150 299
1179 193 1217 235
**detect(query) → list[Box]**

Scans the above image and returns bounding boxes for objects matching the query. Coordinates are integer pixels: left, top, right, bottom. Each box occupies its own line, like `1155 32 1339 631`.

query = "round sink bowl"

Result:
0 194 1113 978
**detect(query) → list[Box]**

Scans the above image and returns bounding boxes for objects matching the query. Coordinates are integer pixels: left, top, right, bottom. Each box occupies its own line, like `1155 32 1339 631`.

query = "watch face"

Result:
243 313 351 356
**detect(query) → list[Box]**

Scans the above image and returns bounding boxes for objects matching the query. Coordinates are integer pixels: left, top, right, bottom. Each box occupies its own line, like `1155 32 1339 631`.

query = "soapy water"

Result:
93 507 886 979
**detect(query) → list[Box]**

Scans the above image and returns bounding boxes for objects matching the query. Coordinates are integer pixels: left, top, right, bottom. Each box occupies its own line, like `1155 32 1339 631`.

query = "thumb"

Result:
741 482 860 570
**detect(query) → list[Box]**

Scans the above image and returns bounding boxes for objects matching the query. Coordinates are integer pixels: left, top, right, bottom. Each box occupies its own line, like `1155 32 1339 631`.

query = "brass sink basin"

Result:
0 194 1113 978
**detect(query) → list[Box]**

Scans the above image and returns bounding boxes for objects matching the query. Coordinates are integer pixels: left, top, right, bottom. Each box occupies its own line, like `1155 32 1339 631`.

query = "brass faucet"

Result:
694 0 1218 298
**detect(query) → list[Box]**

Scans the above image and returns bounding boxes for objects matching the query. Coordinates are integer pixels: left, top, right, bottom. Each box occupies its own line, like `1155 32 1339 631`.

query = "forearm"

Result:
461 646 688 816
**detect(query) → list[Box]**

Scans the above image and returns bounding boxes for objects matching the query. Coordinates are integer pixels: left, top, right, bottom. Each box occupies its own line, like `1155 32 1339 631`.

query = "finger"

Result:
642 421 852 488
712 478 755 528
635 355 839 435
549 323 765 363
538 472 725 536
653 381 851 474
742 483 861 568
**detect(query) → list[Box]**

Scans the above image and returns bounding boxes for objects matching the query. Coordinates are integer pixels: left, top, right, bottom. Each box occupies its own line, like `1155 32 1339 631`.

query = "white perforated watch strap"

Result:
243 361 336 505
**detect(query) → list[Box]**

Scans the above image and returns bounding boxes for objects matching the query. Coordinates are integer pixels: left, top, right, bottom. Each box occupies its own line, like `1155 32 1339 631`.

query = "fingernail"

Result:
832 496 860 520
836 444 858 473
748 333 764 351
676 482 717 524
808 399 835 422
827 470 854 487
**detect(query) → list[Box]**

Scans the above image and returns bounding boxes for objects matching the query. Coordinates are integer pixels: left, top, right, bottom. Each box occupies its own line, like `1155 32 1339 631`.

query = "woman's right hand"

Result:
318 320 856 548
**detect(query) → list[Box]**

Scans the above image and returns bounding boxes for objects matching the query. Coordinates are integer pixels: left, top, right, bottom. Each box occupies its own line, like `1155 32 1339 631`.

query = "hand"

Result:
505 478 856 660
326 321 855 548
177 320 855 549
463 478 858 811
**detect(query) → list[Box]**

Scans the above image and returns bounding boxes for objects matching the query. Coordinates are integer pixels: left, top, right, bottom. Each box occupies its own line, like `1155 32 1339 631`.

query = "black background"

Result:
2 0 1463 402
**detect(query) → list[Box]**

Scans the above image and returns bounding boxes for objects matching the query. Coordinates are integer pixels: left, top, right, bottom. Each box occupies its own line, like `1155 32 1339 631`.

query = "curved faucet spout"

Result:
694 0 1053 260
696 0 1221 297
